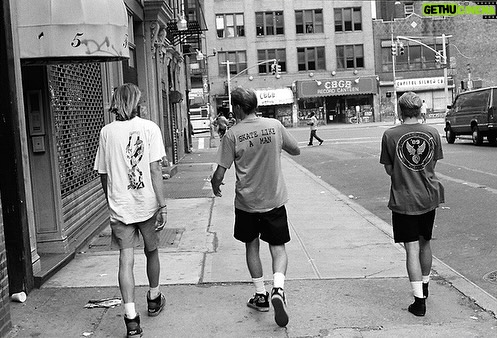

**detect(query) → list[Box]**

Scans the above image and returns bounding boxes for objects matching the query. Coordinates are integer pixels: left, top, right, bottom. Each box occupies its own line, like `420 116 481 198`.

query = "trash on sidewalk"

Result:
84 297 122 309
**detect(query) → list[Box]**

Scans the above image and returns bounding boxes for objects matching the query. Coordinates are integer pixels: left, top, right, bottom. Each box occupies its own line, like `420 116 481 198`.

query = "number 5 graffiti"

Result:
71 32 84 47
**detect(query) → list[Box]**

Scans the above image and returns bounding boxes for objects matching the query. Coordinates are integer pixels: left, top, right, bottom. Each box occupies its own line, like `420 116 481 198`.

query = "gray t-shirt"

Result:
380 123 444 215
217 116 299 212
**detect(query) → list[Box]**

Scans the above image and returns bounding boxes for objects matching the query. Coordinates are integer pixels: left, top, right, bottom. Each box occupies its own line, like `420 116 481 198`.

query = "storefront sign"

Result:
296 76 377 98
255 88 294 106
395 77 445 91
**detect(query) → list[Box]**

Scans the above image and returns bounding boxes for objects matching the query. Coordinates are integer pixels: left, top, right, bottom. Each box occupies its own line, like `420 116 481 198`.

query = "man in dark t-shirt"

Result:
380 91 444 317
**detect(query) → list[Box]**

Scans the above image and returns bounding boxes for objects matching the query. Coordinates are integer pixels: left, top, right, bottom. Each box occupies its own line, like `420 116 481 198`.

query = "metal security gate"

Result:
47 63 107 235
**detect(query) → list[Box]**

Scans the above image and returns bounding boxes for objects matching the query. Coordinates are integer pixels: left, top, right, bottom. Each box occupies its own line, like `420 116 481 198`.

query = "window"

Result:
404 3 414 17
218 51 247 76
297 47 325 71
256 11 284 36
216 13 245 38
257 49 286 74
334 7 362 32
380 41 443 72
336 45 364 69
295 9 323 34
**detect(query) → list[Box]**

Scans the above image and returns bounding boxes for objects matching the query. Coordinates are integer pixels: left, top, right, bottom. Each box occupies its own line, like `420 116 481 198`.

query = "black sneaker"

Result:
271 287 289 327
147 292 166 317
319 140 323 145
423 282 429 299
307 144 313 146
408 296 426 317
124 314 143 338
247 292 269 312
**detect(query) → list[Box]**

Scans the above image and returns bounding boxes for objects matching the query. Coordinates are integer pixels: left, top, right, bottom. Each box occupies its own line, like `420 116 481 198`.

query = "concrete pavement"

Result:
8 128 497 337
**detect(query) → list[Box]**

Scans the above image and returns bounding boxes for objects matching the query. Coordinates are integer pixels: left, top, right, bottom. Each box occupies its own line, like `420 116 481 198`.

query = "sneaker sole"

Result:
247 302 269 312
271 295 289 327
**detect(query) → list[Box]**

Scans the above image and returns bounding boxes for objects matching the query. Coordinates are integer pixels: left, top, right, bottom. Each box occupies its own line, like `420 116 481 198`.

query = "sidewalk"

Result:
8 137 497 337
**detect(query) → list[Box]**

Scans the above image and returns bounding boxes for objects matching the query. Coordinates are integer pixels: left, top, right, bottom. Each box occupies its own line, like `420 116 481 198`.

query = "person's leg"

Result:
269 244 289 327
308 131 314 145
145 248 160 289
246 237 263 278
245 237 270 312
404 241 426 316
119 248 137 316
419 236 432 297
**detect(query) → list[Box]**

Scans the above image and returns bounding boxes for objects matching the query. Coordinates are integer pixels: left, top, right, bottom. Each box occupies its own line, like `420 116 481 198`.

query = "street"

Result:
287 121 497 298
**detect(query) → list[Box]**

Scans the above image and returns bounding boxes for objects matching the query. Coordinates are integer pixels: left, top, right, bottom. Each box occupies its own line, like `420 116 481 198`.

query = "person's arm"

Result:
281 124 300 156
99 174 108 200
211 165 227 197
384 164 393 176
150 160 167 231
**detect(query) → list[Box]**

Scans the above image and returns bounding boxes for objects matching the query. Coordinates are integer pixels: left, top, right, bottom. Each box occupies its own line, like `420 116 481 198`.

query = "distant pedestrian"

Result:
211 87 300 327
380 91 444 317
420 100 427 123
307 112 323 146
94 83 167 337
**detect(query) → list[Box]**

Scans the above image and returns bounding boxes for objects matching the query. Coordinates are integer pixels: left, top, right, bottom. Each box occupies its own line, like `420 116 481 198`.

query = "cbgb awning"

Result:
17 0 129 63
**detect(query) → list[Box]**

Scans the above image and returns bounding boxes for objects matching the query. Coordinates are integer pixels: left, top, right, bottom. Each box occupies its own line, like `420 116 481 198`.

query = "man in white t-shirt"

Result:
94 83 167 337
307 111 323 146
211 87 300 327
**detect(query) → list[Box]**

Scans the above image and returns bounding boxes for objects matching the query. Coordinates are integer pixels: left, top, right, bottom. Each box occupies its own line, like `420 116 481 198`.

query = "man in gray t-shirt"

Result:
380 91 444 317
211 87 300 327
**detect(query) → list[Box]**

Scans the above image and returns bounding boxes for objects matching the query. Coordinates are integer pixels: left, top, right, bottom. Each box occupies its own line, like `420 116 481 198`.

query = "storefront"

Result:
394 76 453 117
295 76 378 125
254 88 294 127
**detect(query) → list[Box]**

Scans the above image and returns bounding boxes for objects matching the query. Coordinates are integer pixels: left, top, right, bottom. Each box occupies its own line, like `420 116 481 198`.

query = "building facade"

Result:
374 1 455 121
203 0 378 126
0 0 201 333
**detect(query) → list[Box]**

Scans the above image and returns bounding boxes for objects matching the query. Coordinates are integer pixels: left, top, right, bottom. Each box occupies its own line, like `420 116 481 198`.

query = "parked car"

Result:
445 87 497 145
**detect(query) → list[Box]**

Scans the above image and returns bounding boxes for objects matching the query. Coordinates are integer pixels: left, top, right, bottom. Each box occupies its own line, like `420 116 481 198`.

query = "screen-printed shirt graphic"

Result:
126 131 145 189
396 131 435 171
380 124 444 215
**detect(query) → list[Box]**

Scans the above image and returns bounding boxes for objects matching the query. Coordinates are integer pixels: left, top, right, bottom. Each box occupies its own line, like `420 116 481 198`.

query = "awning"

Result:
17 0 129 63
254 88 294 106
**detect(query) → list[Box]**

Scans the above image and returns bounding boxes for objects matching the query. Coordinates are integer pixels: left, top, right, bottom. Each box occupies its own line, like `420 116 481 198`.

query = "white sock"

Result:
149 286 160 299
124 302 137 319
411 281 423 298
252 276 266 294
273 272 285 289
422 275 430 284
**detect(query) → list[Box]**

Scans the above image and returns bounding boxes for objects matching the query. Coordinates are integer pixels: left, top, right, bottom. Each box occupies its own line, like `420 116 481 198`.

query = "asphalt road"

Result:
287 121 497 299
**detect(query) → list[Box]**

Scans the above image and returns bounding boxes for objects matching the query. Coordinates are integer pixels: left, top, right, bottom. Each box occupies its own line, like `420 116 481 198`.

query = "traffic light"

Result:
439 50 446 65
270 61 277 74
391 43 398 56
276 64 282 75
398 42 405 55
435 52 441 63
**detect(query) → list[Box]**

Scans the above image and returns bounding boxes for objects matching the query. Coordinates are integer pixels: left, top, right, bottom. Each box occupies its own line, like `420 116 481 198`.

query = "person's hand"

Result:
155 206 167 231
211 180 224 197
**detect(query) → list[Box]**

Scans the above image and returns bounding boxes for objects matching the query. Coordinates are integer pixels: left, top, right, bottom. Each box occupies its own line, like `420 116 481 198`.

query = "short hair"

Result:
110 83 141 120
231 87 258 114
398 91 422 118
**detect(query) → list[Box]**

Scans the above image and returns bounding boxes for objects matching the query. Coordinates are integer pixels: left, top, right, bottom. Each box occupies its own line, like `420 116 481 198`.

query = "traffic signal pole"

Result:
391 32 400 125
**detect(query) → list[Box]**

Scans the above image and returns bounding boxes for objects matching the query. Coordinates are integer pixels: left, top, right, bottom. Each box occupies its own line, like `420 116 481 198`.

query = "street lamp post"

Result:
391 32 400 125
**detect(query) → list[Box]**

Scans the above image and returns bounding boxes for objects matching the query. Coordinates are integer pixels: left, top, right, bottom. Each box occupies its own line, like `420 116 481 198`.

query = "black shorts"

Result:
392 210 436 243
234 206 290 245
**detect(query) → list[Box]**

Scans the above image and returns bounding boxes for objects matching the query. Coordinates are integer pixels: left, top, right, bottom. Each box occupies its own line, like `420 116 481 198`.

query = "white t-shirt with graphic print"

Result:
94 117 166 224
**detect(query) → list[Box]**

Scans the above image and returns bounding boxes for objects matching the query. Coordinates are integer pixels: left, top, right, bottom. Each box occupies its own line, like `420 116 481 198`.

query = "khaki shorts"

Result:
110 212 159 251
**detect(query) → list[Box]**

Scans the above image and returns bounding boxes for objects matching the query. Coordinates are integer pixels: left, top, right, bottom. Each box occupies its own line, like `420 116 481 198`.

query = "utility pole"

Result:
391 31 400 125
221 60 232 113
442 33 449 108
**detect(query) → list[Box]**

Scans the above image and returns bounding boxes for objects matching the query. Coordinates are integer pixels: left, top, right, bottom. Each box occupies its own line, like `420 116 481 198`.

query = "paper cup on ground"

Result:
11 292 26 303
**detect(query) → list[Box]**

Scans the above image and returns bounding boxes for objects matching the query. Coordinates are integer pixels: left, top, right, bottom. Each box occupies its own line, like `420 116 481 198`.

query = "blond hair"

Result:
398 91 422 118
110 83 141 120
